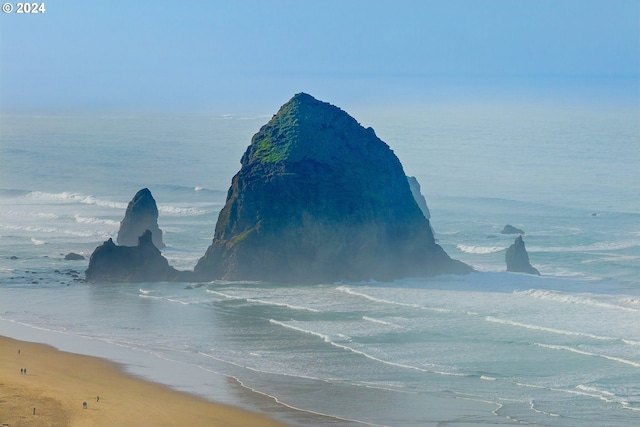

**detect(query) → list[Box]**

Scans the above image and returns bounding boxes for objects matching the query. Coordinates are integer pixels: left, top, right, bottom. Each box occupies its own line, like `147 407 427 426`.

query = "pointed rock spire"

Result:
117 188 165 249
506 235 540 275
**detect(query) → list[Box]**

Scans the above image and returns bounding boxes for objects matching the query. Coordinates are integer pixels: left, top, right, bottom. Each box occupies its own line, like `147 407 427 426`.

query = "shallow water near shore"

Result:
1 102 639 426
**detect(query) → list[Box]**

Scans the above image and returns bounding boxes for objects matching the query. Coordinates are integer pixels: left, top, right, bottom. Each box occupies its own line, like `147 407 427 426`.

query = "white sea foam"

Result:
269 319 467 377
139 294 189 305
516 381 637 410
2 224 103 238
529 400 561 417
26 191 128 209
574 385 639 412
456 244 507 254
157 205 207 216
362 316 405 329
269 319 332 343
226 375 389 427
330 340 468 377
245 298 320 313
535 343 640 368
30 237 45 245
73 215 120 226
515 289 640 313
336 286 453 313
621 297 640 306
206 289 238 299
23 191 207 216
485 316 622 342
34 212 59 219
575 384 616 397
527 240 640 253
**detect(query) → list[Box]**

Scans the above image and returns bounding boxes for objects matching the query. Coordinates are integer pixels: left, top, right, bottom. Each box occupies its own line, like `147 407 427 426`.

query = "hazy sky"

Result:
1 0 638 112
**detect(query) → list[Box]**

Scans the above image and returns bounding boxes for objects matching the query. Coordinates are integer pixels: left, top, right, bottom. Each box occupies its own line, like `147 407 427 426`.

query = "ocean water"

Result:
1 102 639 426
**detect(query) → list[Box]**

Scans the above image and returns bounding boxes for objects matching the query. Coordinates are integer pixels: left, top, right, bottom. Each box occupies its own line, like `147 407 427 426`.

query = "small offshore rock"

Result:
64 252 86 261
501 224 525 235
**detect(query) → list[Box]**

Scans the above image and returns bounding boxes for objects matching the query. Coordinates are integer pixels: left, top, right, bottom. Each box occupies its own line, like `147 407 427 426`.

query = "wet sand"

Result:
0 335 288 427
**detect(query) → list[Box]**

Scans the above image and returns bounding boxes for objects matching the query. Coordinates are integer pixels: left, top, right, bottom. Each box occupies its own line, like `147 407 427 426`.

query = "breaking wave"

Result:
2 224 101 238
485 316 640 345
23 191 207 216
527 240 640 253
73 215 120 226
269 319 468 377
515 289 640 313
535 343 640 368
26 191 128 209
457 244 507 254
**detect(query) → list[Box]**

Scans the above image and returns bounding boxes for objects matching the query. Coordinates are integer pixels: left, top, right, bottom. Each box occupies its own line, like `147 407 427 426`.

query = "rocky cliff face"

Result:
117 188 165 249
505 235 540 275
86 230 189 282
194 93 471 283
407 176 431 219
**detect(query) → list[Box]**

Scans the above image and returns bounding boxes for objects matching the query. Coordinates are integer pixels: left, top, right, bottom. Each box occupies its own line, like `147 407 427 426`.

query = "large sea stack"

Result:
117 188 165 249
505 235 540 275
194 93 471 283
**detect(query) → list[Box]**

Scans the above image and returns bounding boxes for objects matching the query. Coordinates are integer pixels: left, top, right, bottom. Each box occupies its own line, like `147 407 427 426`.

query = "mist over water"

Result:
1 99 638 426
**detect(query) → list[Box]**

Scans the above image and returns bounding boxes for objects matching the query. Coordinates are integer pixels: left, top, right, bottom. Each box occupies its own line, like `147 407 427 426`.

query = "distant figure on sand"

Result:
83 402 87 409
97 395 100 402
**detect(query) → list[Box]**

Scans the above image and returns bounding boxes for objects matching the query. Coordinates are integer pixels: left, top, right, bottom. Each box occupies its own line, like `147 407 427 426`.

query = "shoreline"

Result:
0 335 289 427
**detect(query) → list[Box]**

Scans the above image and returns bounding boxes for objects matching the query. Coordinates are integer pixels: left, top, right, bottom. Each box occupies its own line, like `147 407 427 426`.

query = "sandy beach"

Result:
0 335 288 427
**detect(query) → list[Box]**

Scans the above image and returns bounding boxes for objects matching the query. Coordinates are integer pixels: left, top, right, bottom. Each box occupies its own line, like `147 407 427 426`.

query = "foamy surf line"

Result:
228 376 390 427
25 191 128 209
362 316 405 329
457 244 507 254
528 240 640 253
1 224 108 238
246 298 320 312
485 316 640 345
516 381 639 411
515 289 640 313
535 343 640 368
72 214 120 226
269 319 469 378
205 290 320 312
138 294 190 305
23 191 207 216
336 286 453 313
